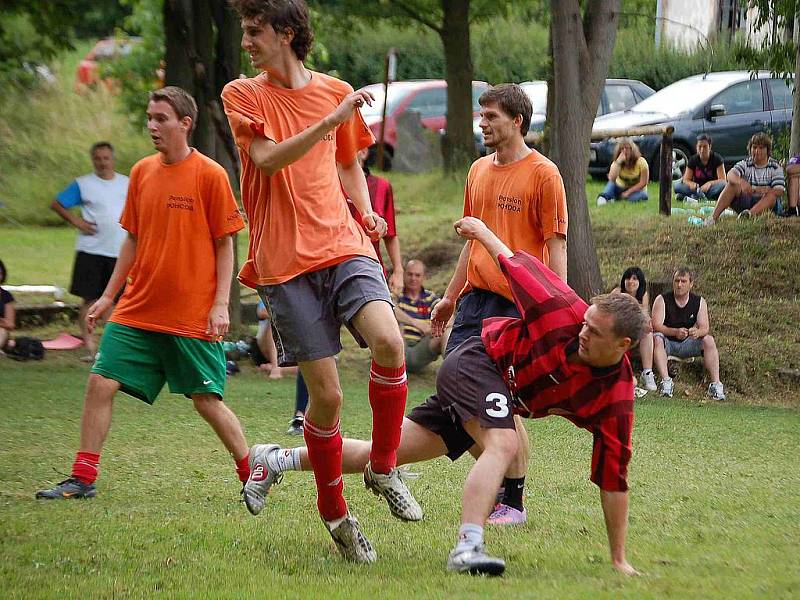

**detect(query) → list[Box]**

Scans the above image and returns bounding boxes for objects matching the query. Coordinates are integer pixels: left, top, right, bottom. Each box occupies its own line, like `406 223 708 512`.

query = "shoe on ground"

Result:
702 216 716 226
675 193 686 202
659 378 674 398
685 196 699 204
707 382 726 401
243 443 282 516
487 503 527 525
737 209 751 220
447 544 505 576
641 370 657 391
596 196 607 206
286 416 304 435
36 477 96 499
364 462 423 522
780 205 799 218
325 512 377 563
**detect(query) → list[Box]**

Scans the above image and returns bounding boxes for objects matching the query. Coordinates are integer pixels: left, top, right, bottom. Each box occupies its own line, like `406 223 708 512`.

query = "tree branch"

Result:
388 0 443 34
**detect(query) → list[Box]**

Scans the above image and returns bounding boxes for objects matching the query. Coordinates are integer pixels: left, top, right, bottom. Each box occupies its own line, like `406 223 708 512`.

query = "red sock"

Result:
71 451 101 485
303 417 347 521
368 361 407 474
235 454 250 483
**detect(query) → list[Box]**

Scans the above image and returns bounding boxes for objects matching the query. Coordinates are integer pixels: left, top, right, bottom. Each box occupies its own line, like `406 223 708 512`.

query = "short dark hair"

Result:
674 266 695 282
748 131 772 156
149 86 198 134
229 0 314 61
619 266 647 304
591 293 649 343
90 141 114 155
478 83 532 136
696 133 712 146
0 259 6 284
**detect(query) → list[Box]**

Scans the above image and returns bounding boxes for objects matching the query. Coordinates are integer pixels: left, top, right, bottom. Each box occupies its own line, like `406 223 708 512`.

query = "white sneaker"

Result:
659 378 674 398
596 196 607 206
364 463 423 522
702 217 716 226
641 370 657 391
447 544 505 576
325 512 377 563
243 443 282 516
707 382 726 401
737 209 751 220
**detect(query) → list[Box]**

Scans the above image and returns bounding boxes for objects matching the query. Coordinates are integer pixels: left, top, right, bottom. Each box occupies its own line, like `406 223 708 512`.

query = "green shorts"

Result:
404 335 441 374
91 322 226 404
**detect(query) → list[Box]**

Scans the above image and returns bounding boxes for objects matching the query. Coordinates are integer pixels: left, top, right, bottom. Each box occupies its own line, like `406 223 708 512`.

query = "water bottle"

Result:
671 207 688 215
687 216 704 226
698 206 714 216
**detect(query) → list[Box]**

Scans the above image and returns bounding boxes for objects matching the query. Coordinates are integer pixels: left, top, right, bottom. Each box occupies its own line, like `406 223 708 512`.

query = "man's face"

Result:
241 17 286 70
479 101 521 149
146 100 189 153
577 305 628 368
91 147 115 177
672 272 694 297
750 143 768 165
696 140 711 161
403 261 425 294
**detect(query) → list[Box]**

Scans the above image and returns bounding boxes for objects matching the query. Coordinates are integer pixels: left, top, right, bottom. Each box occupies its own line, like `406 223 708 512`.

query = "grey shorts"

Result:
731 193 761 213
257 256 392 366
654 333 703 358
404 335 440 374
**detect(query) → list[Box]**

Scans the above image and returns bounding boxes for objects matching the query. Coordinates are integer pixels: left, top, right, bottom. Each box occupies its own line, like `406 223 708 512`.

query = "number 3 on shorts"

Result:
484 392 509 418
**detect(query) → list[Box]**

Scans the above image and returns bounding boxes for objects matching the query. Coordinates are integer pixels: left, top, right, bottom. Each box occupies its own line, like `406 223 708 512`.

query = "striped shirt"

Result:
396 288 440 343
481 252 635 492
731 157 785 190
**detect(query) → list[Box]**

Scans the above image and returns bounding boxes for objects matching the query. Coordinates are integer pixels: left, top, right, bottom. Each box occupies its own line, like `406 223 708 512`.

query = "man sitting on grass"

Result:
394 259 442 373
247 217 646 577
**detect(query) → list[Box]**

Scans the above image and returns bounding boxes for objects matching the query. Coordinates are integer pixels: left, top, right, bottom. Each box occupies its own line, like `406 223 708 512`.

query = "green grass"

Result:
1 356 798 598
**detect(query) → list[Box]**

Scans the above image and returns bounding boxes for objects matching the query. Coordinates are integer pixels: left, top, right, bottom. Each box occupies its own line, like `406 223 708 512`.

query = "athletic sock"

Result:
368 360 407 474
501 477 525 511
267 447 302 473
235 454 250 483
71 451 100 485
455 523 484 553
303 417 347 522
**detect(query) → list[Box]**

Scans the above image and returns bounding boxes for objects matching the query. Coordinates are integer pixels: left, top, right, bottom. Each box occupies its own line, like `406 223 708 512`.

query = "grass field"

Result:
1 354 799 599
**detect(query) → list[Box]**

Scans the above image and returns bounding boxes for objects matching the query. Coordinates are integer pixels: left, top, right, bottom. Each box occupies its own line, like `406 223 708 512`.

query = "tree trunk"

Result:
549 0 620 300
439 0 477 172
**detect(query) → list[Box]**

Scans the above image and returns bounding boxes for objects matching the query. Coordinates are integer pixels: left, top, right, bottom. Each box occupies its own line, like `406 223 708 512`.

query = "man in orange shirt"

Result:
431 83 568 527
36 87 251 501
222 0 417 564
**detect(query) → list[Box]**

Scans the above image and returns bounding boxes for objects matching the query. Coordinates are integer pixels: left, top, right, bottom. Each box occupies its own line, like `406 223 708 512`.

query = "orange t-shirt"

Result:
110 150 245 340
463 151 568 301
221 71 377 288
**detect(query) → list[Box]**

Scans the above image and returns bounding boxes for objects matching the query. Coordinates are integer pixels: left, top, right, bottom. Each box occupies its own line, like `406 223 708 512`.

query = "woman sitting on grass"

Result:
0 259 16 353
597 138 649 205
613 266 656 391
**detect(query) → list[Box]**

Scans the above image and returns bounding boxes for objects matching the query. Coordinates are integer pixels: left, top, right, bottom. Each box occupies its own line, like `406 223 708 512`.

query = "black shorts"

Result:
445 288 520 356
407 336 515 461
69 251 117 301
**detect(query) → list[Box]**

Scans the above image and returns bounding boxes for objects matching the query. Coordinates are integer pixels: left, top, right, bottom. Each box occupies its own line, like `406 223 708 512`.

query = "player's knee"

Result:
192 394 222 417
370 328 405 364
488 429 518 458
702 335 716 350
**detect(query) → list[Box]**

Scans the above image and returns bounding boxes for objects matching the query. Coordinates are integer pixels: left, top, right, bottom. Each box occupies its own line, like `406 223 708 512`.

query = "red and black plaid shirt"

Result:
481 252 635 492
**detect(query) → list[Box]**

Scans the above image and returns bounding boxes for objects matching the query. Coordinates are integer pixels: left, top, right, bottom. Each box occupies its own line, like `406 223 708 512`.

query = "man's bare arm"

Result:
545 235 567 282
50 200 97 235
600 490 639 575
431 242 470 336
86 233 137 332
207 233 235 338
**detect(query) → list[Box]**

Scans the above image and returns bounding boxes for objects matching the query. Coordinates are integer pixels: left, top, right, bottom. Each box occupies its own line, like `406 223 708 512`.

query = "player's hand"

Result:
329 90 375 126
700 181 712 193
362 212 387 241
431 297 455 337
77 218 98 235
688 327 701 339
612 559 641 577
453 216 488 241
388 269 404 296
676 327 689 341
86 296 113 334
417 319 432 337
740 180 754 195
206 302 230 340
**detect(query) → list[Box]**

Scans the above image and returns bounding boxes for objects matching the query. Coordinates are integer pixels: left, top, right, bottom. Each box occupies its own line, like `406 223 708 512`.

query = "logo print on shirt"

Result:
497 193 522 213
167 195 195 211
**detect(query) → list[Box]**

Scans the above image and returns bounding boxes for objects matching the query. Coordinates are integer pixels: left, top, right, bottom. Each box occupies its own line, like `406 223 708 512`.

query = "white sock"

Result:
642 369 653 375
267 447 302 473
325 514 347 531
455 523 484 553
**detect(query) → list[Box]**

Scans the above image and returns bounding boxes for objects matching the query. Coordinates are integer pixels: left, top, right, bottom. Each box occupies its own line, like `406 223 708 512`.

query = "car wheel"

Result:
650 142 691 182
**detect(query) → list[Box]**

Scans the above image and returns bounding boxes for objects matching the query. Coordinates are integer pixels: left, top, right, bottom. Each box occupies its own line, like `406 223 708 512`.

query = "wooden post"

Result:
376 48 396 171
659 132 673 216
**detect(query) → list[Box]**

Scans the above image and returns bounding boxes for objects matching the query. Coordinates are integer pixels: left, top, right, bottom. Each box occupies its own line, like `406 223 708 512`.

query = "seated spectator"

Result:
0 259 15 352
705 132 785 224
782 153 799 218
673 134 726 202
597 138 649 205
651 267 725 400
394 259 442 373
613 266 656 391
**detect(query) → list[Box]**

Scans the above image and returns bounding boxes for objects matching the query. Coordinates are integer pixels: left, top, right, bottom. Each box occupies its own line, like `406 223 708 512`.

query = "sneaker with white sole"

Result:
737 209 751 220
35 477 97 499
447 544 505 576
325 512 377 563
659 378 674 398
487 503 527 525
641 370 657 391
707 382 726 401
596 196 607 206
243 443 282 516
364 462 423 522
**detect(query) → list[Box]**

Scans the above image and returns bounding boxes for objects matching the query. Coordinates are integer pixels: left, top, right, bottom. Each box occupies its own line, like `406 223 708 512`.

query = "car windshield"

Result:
521 83 548 114
630 77 735 116
360 86 414 118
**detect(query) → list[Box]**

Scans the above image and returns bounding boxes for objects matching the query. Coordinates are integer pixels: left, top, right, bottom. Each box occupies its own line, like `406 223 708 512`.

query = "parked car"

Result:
475 78 655 155
359 79 490 169
589 71 794 180
75 37 141 91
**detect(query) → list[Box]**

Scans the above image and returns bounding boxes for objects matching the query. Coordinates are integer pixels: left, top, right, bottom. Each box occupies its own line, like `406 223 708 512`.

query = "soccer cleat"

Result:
659 378 674 398
286 415 304 435
487 503 527 526
35 477 96 500
364 463 423 522
447 544 505 576
641 370 657 391
707 382 726 401
325 512 377 563
243 443 282 516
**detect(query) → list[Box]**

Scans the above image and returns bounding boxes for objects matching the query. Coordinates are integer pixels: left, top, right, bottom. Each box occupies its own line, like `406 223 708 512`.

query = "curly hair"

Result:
229 0 314 61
